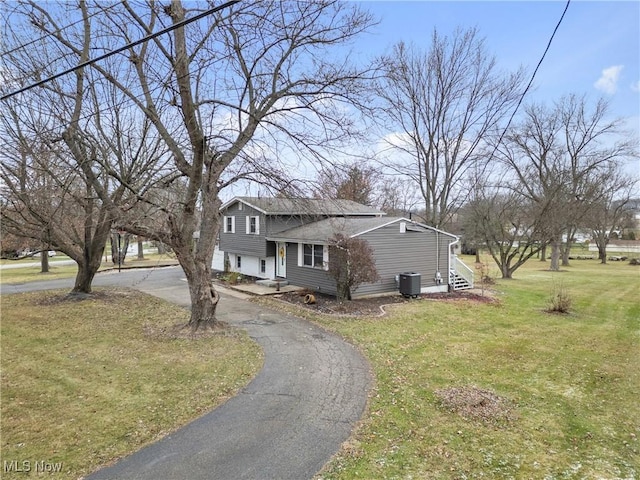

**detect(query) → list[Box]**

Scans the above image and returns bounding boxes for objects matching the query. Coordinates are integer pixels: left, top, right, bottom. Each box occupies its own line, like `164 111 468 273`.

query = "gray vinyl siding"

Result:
352 223 455 298
283 223 455 298
219 203 268 257
284 242 337 296
219 204 325 258
264 215 308 235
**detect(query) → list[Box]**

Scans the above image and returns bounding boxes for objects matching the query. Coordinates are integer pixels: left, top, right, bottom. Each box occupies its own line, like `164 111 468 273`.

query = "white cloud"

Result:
594 65 624 94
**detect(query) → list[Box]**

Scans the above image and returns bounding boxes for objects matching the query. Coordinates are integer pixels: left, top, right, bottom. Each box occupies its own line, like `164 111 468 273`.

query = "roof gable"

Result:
267 217 458 243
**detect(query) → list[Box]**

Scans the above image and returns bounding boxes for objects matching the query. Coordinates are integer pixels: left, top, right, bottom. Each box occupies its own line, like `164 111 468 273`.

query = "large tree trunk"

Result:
183 260 220 330
177 248 222 331
40 243 49 273
172 181 224 330
72 262 99 294
598 244 607 264
539 244 547 261
137 237 145 260
500 263 513 279
71 235 108 294
70 205 113 295
561 234 574 267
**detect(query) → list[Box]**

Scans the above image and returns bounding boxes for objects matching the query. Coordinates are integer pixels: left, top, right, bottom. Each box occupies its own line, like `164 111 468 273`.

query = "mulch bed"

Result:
434 385 518 424
275 289 496 316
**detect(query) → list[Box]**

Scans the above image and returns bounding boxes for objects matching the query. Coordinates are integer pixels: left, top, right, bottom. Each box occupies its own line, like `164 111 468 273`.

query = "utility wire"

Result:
489 0 570 158
1 0 240 101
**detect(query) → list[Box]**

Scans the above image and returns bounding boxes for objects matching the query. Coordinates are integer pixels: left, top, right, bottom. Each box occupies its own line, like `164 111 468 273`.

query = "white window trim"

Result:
246 215 260 235
224 216 235 233
298 243 328 270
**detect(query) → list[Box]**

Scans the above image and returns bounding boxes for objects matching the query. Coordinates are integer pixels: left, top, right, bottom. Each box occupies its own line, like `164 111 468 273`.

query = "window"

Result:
223 216 235 233
260 259 266 274
236 256 242 268
246 215 260 234
301 243 326 269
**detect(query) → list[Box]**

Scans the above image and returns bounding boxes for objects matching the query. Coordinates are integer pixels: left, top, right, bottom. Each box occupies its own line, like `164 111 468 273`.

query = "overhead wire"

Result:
487 0 571 161
1 0 240 101
0 0 242 146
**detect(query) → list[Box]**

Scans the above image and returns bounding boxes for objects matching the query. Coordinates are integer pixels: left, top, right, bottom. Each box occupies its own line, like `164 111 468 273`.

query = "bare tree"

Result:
373 176 421 217
0 104 116 292
8 0 377 329
328 233 379 301
374 28 525 228
585 169 637 263
315 164 378 205
1 0 168 293
467 186 548 279
498 95 637 271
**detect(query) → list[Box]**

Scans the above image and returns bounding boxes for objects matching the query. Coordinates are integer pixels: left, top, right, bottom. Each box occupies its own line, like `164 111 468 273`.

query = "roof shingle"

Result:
229 197 385 216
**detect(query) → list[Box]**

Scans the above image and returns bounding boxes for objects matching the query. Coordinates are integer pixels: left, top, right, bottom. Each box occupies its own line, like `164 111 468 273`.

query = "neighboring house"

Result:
217 196 473 298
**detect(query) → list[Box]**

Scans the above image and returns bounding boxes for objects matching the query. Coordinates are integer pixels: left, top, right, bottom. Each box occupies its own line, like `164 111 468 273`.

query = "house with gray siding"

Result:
217 196 473 298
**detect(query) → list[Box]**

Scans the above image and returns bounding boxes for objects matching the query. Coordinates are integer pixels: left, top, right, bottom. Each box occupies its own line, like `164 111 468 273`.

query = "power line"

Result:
489 0 571 158
1 0 240 102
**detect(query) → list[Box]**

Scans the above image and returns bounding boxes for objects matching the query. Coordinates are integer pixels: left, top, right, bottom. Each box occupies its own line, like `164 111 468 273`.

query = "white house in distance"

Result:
214 196 473 298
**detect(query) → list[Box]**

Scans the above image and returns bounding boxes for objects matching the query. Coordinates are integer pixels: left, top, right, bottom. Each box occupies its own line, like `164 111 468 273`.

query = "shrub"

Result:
328 234 379 301
546 281 572 314
222 271 244 284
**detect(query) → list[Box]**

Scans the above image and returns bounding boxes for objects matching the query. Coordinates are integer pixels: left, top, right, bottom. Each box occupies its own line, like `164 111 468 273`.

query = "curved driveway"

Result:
1 267 372 480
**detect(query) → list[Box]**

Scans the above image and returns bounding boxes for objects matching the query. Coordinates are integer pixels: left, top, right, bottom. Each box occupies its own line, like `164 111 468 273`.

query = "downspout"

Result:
434 231 442 285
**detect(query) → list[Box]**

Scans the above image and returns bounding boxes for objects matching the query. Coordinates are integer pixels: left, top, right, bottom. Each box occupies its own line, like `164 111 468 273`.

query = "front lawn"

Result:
0 288 262 479
310 257 639 479
0 254 179 285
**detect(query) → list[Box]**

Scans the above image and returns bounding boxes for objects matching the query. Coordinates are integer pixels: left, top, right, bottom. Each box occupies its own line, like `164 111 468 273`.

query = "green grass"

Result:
0 253 179 285
0 288 262 479
305 257 639 479
1 256 638 479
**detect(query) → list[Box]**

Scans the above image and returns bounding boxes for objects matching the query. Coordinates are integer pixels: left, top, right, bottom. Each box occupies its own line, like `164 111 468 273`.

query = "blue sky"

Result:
353 1 640 134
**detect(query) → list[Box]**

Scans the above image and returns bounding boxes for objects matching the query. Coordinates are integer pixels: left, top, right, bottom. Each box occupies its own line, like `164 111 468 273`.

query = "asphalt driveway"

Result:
1 267 372 480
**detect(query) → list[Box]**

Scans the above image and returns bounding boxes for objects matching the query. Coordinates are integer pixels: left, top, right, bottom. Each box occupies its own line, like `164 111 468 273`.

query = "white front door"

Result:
276 242 287 278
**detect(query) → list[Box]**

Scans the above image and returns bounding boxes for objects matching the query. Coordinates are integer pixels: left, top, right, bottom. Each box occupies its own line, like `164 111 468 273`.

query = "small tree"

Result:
468 187 548 279
328 234 379 301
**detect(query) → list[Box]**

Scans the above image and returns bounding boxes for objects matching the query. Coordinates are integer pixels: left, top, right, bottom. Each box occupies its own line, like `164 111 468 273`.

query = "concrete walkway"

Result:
1 267 372 480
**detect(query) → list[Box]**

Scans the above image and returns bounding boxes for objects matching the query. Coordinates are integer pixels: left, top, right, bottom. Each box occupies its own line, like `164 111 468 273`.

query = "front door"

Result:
276 242 287 278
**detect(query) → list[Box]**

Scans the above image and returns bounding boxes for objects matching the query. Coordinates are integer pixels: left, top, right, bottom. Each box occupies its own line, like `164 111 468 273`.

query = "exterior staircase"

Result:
450 256 474 291
451 272 472 290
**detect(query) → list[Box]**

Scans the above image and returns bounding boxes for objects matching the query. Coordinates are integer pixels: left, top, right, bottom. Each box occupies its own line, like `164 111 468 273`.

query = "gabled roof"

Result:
221 196 385 216
267 217 458 243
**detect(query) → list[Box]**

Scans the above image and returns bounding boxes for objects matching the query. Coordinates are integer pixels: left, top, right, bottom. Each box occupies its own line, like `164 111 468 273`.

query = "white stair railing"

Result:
451 255 474 289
